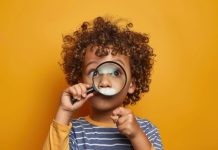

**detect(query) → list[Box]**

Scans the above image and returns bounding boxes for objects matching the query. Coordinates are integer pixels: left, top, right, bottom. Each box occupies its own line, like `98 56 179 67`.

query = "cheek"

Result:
81 75 93 85
114 83 130 99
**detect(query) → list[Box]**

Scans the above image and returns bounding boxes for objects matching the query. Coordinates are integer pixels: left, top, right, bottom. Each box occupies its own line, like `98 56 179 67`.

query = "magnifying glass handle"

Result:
86 87 95 95
70 87 95 104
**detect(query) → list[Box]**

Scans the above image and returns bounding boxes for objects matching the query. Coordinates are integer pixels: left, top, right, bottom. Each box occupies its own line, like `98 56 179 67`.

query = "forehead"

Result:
83 45 130 66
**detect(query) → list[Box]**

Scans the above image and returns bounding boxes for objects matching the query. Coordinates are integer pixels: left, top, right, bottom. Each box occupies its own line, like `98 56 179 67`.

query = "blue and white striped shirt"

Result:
69 116 163 150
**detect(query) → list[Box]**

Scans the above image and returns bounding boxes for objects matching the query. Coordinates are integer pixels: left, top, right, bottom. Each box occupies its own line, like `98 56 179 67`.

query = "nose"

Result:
98 74 112 88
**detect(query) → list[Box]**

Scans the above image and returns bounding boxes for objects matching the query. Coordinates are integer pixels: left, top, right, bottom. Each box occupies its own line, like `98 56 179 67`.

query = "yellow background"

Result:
0 0 218 149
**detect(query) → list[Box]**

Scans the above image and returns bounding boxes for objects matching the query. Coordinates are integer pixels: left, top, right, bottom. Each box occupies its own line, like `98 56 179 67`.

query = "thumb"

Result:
110 115 119 124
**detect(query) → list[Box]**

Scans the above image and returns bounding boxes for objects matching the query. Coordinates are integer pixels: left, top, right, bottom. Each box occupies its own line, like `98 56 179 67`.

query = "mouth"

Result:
98 87 117 96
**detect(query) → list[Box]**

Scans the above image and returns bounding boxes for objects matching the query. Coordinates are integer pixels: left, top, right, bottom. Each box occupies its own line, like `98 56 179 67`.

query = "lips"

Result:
98 88 117 96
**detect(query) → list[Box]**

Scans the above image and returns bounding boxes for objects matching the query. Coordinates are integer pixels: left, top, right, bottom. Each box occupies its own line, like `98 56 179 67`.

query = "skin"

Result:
54 46 152 150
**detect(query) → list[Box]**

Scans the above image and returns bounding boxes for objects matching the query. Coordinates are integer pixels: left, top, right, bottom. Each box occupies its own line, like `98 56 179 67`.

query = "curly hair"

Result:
60 16 155 105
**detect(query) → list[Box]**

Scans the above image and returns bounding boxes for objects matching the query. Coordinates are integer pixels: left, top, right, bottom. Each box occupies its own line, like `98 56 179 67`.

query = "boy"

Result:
43 17 163 150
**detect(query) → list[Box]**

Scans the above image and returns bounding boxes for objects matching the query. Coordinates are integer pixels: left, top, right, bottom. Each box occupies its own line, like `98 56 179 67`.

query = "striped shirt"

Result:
69 116 163 150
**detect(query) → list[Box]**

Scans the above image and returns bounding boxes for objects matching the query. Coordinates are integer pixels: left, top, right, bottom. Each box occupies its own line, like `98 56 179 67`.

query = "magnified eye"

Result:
112 69 122 77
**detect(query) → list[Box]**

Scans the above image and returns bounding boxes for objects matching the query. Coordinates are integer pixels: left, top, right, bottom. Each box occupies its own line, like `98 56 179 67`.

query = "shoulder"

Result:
69 117 90 136
71 117 90 127
136 117 157 130
136 117 164 149
136 116 159 136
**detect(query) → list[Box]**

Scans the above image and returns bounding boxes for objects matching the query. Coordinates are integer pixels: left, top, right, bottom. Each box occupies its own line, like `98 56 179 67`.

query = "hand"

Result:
54 83 94 125
60 83 94 112
111 107 152 149
111 107 143 139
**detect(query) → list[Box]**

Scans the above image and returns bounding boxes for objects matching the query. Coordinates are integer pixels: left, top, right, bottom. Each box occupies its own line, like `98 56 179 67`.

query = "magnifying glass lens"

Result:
92 62 127 96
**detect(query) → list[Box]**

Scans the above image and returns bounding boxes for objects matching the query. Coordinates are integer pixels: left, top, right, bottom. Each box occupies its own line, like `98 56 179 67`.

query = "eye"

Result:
88 70 99 77
93 70 99 77
112 69 122 77
88 70 94 77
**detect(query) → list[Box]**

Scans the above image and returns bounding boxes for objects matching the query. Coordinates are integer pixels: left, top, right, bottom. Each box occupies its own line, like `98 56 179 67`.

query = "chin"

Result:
88 95 123 111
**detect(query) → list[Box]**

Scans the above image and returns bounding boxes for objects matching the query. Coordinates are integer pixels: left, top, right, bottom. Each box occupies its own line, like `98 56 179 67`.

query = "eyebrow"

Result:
114 59 125 67
85 59 125 68
85 61 98 68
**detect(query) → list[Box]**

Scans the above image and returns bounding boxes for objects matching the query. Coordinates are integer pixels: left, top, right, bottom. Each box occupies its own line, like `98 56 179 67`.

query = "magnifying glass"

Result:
71 61 127 103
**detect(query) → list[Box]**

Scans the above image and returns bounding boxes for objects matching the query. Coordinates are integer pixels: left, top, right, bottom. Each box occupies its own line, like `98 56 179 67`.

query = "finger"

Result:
78 83 87 97
85 92 94 100
71 92 94 108
73 91 94 104
117 121 128 131
116 122 133 137
64 86 76 98
85 84 92 88
74 84 83 100
71 96 88 107
112 107 132 117
68 86 78 100
110 115 119 124
63 88 71 96
117 114 136 129
116 115 129 126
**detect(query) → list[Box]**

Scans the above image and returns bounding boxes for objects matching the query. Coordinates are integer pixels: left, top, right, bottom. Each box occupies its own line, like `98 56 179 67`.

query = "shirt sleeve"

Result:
137 117 164 150
43 120 72 150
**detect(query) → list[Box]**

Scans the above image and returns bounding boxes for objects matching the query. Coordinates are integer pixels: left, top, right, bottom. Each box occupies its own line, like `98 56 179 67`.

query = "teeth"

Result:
98 88 117 96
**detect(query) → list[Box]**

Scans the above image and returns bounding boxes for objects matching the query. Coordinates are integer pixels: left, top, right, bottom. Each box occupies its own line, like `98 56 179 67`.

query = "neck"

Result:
90 107 118 124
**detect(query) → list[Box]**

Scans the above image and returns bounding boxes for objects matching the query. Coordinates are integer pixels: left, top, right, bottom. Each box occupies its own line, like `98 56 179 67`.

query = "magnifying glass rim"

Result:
91 61 127 96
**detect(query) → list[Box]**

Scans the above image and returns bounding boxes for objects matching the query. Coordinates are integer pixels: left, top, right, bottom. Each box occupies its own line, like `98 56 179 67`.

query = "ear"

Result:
128 79 136 94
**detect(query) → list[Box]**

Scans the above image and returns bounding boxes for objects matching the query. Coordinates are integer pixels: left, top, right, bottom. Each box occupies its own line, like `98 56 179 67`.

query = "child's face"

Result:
82 46 136 111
